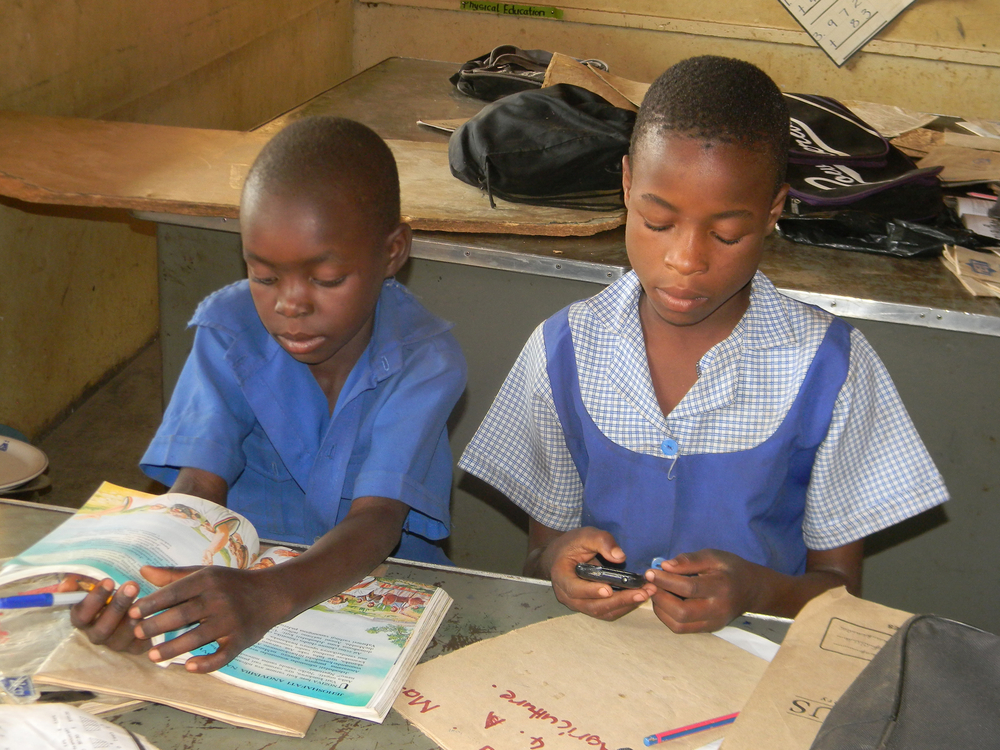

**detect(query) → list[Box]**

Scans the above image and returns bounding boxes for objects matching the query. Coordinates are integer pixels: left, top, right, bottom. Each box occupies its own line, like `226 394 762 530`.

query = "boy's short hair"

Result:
630 56 790 193
244 116 401 237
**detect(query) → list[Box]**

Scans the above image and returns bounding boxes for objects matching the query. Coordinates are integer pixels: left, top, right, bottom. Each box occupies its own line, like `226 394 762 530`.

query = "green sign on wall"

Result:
458 1 563 19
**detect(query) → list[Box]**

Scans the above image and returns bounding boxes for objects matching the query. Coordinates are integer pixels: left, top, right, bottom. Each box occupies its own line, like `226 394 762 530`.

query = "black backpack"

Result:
449 45 609 102
448 83 635 211
810 614 1000 750
782 93 944 223
785 93 890 167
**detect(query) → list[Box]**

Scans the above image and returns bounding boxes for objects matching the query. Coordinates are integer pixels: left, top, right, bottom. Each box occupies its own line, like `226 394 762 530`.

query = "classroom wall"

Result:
1 0 354 440
353 0 1000 120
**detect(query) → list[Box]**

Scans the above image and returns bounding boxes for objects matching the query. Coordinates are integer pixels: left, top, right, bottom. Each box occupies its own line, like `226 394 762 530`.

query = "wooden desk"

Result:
0 498 788 748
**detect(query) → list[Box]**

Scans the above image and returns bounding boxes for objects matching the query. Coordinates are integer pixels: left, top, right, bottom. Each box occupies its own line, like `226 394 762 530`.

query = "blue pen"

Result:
0 591 89 609
644 711 739 746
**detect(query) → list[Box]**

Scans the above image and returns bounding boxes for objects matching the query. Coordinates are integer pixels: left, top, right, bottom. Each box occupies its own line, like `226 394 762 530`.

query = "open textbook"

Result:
0 482 452 725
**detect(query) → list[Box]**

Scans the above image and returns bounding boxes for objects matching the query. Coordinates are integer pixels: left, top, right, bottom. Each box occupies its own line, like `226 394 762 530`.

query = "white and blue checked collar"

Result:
567 270 820 454
585 270 799 358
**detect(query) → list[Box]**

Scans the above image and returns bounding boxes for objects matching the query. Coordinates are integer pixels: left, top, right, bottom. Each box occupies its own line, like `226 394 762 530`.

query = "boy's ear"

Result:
766 183 789 234
383 222 412 278
622 155 633 206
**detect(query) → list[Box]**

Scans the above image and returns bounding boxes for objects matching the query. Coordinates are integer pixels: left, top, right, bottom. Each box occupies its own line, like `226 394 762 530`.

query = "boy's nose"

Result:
663 231 709 275
274 282 311 317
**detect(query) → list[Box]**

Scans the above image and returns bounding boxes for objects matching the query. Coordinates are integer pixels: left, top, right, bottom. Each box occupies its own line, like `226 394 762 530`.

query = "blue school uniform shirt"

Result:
141 278 467 564
459 271 947 571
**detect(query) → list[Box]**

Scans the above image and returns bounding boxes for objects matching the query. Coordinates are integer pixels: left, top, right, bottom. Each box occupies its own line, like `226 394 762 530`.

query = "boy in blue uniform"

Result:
72 117 466 670
459 57 947 632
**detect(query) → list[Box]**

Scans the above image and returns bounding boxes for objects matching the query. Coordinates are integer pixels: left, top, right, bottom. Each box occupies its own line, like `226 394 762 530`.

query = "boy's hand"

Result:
544 527 656 621
128 564 289 673
645 549 762 633
68 576 150 654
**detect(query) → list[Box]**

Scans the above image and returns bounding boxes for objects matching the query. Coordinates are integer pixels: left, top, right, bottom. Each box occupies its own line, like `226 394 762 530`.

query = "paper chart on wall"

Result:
777 0 917 67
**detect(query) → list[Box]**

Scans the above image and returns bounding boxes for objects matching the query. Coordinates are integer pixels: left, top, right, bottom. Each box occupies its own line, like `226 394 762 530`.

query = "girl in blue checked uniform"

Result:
70 117 466 671
460 57 947 633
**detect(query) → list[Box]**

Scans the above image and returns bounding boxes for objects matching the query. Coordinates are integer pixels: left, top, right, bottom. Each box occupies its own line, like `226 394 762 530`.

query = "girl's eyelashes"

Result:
713 234 744 246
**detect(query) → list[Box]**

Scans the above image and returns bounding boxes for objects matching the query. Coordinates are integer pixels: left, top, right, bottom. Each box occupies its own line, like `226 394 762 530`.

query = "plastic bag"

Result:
0 576 75 705
776 208 997 258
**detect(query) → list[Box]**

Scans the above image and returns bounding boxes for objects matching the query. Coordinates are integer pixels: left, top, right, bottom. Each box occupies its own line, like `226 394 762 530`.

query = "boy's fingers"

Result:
182 641 239 674
72 580 137 635
101 615 146 653
69 578 113 626
68 578 152 653
57 574 95 593
133 601 203 640
130 568 211 619
146 626 218 664
140 565 200 587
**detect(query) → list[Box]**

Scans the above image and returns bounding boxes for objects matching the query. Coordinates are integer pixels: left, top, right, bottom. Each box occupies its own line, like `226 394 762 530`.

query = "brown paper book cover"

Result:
722 588 912 750
394 603 770 750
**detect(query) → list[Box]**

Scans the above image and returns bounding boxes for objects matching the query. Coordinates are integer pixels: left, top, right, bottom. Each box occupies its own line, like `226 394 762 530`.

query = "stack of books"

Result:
941 244 1000 297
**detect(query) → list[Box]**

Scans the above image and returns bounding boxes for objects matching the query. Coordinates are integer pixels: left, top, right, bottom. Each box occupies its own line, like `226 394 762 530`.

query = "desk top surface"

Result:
249 57 1000 336
0 499 787 749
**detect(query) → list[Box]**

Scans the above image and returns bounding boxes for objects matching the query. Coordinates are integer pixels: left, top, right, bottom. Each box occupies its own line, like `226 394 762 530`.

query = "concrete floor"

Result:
20 341 168 508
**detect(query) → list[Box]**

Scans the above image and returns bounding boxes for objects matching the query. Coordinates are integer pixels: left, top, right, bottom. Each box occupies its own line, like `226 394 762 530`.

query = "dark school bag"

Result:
449 45 609 102
781 93 944 223
809 614 1000 750
785 145 944 223
785 93 890 167
448 83 635 211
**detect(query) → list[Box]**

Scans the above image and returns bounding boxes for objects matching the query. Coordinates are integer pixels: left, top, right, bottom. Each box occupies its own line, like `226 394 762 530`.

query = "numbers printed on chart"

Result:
779 0 914 66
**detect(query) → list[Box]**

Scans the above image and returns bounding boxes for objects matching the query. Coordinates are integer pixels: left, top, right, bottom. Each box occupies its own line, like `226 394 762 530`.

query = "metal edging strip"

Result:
779 289 1000 338
410 237 626 285
132 212 1000 336
132 211 241 233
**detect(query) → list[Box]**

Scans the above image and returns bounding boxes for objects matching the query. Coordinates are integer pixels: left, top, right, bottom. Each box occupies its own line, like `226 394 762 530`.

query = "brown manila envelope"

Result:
722 587 911 750
542 53 650 111
394 603 769 750
34 630 316 737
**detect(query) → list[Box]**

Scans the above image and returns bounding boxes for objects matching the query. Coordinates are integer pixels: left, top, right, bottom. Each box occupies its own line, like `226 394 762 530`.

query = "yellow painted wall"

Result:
1 0 353 439
353 0 1000 120
3 0 995 438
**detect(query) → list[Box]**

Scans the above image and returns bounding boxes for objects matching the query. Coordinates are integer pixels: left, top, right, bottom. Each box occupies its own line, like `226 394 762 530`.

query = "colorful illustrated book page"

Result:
0 482 451 724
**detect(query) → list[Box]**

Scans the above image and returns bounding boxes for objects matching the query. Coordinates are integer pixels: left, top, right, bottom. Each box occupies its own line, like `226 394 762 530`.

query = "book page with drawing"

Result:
1 482 451 727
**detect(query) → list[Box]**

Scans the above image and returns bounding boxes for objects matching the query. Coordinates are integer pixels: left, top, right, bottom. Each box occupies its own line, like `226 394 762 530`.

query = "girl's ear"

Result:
766 183 789 235
622 154 633 207
383 223 412 277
